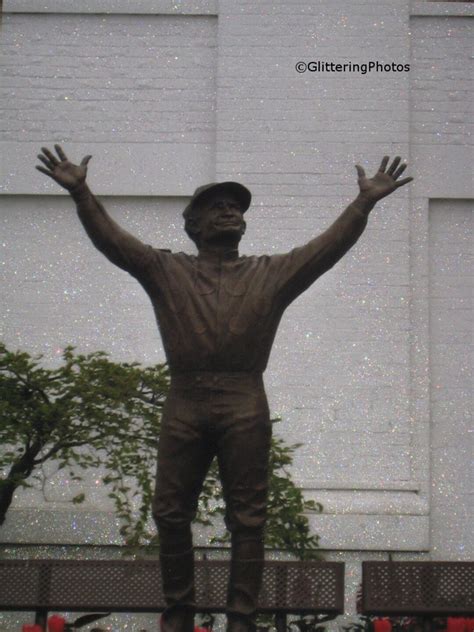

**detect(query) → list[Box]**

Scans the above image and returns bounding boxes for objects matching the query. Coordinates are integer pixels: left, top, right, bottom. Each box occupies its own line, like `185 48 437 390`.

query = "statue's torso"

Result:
141 251 286 374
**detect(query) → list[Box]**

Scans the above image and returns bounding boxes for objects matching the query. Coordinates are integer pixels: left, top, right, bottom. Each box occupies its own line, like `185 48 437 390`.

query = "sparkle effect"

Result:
0 1 472 623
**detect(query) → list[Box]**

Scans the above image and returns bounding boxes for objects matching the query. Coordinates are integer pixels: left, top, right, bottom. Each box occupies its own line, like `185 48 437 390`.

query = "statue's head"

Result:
183 182 251 248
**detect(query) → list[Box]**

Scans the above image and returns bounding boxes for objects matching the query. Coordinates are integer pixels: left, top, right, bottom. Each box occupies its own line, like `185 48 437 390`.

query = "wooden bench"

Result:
0 558 344 630
361 561 474 616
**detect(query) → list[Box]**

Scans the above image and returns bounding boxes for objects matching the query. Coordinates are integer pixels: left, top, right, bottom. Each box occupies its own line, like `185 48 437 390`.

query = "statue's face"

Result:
194 195 246 245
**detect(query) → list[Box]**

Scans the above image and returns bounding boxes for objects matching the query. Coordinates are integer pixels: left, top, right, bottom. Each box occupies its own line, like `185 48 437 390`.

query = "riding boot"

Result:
159 548 195 632
226 537 264 632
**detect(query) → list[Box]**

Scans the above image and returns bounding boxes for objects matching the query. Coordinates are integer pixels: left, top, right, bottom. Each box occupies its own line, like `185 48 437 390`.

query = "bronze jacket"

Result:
76 195 368 374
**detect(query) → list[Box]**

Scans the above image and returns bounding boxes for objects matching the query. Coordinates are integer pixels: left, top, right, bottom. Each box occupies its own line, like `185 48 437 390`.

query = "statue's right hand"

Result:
35 144 92 192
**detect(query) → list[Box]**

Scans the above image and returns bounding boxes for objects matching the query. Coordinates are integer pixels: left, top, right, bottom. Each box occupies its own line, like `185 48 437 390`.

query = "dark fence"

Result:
0 558 345 630
362 561 474 616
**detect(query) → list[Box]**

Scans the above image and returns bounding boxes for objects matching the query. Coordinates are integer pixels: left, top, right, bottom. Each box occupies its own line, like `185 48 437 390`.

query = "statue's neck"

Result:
197 244 240 262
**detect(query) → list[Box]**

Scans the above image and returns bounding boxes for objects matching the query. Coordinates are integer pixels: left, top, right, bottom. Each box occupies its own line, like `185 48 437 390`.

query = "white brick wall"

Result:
0 11 217 195
409 13 473 563
410 16 472 147
428 201 473 559
1 13 217 144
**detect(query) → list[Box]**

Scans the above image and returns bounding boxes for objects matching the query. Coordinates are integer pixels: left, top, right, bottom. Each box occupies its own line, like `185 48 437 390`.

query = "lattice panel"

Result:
47 561 163 608
259 563 343 611
0 561 164 610
195 561 344 613
0 559 344 614
196 562 229 606
362 562 474 615
0 561 43 607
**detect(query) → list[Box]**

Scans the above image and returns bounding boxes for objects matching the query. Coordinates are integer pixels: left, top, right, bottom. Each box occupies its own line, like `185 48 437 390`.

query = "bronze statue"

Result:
36 146 412 632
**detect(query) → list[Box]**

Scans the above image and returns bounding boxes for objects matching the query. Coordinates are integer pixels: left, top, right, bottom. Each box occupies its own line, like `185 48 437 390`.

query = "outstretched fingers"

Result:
387 156 401 175
41 146 59 166
37 153 54 170
35 165 55 178
378 156 390 173
395 176 413 188
36 144 66 177
54 144 68 162
80 155 92 167
392 163 407 180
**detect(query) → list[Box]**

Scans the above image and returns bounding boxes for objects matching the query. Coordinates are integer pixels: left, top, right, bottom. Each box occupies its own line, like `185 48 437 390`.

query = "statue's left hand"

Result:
355 156 413 203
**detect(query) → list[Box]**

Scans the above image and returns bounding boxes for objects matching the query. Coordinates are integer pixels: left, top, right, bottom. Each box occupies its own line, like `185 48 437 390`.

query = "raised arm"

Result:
36 145 152 275
276 156 413 305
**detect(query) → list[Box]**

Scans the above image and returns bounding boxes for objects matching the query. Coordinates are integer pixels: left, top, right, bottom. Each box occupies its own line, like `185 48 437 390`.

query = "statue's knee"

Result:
225 505 267 536
152 500 193 546
153 506 191 531
152 492 194 526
